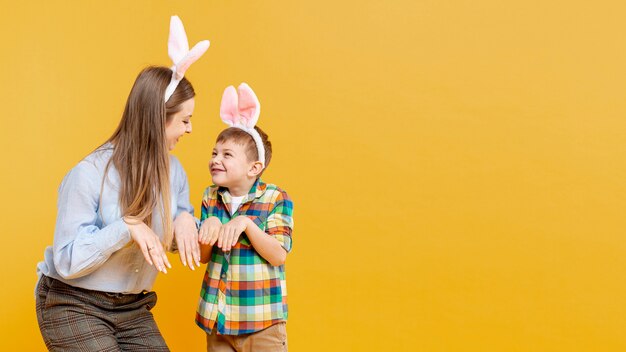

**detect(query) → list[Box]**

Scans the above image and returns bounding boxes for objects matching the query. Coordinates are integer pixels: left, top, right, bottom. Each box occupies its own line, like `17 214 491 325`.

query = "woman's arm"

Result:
52 161 133 279
171 157 201 269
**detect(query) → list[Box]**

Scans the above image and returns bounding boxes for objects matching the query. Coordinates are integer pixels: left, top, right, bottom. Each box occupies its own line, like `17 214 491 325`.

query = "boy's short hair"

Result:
216 126 273 174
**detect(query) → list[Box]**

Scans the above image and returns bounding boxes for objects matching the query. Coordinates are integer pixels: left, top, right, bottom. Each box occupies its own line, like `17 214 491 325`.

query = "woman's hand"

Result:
173 212 200 270
199 217 222 246
124 217 171 273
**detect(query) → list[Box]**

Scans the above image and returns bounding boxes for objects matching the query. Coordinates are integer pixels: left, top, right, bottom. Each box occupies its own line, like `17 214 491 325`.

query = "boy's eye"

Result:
211 152 217 156
225 153 232 157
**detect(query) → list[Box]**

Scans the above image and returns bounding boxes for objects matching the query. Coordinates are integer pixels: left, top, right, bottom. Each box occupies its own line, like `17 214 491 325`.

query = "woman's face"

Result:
165 98 195 151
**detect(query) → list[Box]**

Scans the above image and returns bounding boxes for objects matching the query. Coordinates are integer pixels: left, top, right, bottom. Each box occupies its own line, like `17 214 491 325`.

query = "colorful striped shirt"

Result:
196 179 294 335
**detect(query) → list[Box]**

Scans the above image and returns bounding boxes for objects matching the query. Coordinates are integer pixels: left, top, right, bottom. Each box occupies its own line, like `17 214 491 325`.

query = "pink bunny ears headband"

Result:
164 16 210 102
220 83 265 169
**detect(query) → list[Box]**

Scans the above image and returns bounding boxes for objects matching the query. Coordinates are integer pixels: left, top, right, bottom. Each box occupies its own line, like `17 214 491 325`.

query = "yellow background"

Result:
1 0 625 351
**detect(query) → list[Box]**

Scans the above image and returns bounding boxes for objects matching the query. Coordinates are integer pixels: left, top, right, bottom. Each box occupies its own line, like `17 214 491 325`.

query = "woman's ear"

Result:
248 161 264 177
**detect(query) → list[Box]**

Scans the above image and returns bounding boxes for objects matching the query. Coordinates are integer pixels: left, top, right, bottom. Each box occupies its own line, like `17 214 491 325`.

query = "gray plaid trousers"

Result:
36 275 169 351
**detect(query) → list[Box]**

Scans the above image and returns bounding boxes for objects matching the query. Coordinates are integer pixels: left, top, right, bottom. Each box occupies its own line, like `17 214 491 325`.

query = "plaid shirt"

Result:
196 179 294 335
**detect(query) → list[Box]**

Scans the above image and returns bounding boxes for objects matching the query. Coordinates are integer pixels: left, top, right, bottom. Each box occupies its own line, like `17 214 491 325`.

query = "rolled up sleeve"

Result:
264 191 294 253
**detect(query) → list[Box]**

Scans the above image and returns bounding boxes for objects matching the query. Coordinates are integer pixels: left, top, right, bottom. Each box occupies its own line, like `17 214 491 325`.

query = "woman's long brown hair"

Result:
103 66 195 249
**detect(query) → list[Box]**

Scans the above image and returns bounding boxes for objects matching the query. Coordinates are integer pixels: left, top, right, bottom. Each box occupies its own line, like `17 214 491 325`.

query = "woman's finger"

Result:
150 245 163 272
149 242 166 273
178 238 189 267
189 231 200 267
139 241 153 266
161 246 171 271
186 219 200 266
184 234 195 270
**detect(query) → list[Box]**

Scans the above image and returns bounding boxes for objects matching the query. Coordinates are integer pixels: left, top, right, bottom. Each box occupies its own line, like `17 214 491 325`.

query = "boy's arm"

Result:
199 216 223 264
220 192 293 266
197 187 220 265
242 219 287 266
247 192 293 266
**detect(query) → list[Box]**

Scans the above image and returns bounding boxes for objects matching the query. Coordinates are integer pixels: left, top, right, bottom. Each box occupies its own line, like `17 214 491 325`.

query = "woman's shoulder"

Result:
64 144 110 174
58 145 112 192
80 143 114 169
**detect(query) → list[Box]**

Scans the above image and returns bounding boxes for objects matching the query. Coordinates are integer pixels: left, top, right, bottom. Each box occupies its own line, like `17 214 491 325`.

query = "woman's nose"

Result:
185 121 192 133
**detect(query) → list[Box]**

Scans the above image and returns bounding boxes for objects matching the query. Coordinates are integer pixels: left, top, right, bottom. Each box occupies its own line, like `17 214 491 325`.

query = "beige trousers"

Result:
206 323 287 352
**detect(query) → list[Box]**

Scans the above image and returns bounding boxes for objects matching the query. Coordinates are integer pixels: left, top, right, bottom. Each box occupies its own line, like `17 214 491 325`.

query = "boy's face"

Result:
209 140 257 189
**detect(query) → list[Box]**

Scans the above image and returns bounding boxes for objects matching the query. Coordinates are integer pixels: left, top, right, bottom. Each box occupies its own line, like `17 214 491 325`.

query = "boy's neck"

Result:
226 178 258 197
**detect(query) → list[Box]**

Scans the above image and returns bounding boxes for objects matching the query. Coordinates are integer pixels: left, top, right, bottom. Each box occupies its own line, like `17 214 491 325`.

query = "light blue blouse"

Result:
36 143 195 294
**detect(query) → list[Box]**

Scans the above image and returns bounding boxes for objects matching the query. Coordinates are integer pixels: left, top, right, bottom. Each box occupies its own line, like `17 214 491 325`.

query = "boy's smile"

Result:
209 140 258 196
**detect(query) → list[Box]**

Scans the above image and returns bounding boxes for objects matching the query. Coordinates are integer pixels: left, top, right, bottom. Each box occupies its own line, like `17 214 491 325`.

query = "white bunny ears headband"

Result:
164 16 210 102
220 83 266 169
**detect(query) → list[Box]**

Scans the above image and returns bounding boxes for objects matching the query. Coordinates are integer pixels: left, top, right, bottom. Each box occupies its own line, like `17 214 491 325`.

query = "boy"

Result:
196 84 293 351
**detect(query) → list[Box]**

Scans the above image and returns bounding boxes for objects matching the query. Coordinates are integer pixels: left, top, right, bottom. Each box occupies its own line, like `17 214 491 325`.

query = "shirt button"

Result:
221 273 226 279
135 269 139 273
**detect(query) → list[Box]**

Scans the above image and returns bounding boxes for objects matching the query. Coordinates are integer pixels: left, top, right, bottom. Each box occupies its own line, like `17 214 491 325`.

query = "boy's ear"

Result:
248 161 264 177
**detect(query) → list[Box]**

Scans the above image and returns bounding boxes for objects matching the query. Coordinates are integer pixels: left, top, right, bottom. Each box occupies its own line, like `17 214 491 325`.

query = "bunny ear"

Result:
220 86 240 126
237 83 260 127
174 40 210 80
168 16 190 65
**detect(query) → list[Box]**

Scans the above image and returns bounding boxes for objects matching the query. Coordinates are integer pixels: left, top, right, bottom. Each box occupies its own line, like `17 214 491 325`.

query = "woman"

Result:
35 16 209 351
35 65 201 351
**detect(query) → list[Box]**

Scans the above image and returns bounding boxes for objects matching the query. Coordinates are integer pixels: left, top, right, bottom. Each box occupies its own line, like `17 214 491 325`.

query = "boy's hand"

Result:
218 216 250 252
199 217 222 246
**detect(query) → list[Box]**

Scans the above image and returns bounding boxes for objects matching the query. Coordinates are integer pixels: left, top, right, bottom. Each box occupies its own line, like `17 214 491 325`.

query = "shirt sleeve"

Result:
200 187 210 222
264 190 294 253
172 157 196 220
170 157 200 253
52 161 132 280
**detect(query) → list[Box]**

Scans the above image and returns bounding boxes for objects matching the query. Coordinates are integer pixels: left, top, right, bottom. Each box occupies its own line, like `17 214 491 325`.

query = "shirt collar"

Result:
217 179 266 204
